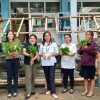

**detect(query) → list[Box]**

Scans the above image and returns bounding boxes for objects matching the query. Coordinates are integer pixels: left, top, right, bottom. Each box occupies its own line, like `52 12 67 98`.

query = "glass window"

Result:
11 2 28 13
46 2 60 13
77 2 81 12
31 15 45 32
83 2 100 7
68 2 70 12
83 2 100 12
30 2 44 13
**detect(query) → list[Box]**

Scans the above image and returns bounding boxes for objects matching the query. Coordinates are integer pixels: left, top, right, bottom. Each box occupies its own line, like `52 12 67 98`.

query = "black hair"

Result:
64 33 72 41
29 34 37 45
29 34 37 40
42 31 52 45
6 30 15 42
85 30 94 39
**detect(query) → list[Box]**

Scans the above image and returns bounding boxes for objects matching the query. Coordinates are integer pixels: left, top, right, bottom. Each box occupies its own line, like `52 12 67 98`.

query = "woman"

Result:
60 34 77 94
39 31 58 99
23 34 38 99
2 30 20 97
78 31 97 97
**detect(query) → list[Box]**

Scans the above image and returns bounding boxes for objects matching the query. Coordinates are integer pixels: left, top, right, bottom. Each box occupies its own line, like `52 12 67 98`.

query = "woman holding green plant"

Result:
23 34 38 99
60 34 77 94
1 30 20 98
39 31 59 99
78 31 97 97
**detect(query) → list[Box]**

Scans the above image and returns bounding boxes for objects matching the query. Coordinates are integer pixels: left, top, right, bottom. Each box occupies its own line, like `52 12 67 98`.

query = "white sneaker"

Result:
13 93 18 97
8 93 12 98
52 94 58 99
46 91 51 95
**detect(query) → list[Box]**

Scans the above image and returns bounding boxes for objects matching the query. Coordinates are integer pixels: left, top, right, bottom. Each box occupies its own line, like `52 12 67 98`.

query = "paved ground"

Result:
0 85 100 100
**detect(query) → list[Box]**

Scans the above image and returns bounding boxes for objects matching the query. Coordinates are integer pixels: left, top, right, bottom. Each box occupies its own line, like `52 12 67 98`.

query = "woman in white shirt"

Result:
39 31 58 99
60 34 77 94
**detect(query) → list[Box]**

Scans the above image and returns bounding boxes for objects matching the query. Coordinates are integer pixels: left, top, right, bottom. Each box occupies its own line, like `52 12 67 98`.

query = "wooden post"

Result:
2 18 10 34
70 16 71 31
16 17 24 37
55 17 58 31
83 16 86 31
93 17 99 29
78 14 81 31
45 16 48 31
31 17 35 32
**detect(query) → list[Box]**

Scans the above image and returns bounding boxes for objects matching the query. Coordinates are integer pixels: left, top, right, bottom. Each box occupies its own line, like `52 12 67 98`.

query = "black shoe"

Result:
25 94 31 100
31 91 35 95
61 89 68 93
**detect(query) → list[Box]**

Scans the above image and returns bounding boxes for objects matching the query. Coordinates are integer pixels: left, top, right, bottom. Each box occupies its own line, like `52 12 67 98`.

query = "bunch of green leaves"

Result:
80 39 90 46
2 42 11 55
2 42 23 55
60 46 70 54
27 45 38 55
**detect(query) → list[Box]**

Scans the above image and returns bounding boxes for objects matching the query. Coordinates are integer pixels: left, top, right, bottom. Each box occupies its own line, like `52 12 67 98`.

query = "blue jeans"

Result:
6 58 20 93
43 66 56 94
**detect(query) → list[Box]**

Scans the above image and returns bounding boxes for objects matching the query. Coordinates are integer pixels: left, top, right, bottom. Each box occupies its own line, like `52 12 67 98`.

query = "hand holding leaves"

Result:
2 42 23 55
27 45 38 56
80 39 91 46
60 45 70 54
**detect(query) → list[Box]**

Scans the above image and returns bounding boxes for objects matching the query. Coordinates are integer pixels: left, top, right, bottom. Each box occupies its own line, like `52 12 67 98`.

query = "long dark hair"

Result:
85 30 94 40
42 31 52 45
64 33 72 42
6 30 15 42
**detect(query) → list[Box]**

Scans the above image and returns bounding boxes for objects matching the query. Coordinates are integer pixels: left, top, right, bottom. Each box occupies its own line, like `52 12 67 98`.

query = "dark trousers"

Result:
61 68 74 89
43 66 56 94
6 59 20 93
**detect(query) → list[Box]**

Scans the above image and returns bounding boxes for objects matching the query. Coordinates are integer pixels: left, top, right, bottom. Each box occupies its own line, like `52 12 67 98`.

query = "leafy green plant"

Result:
60 45 70 54
2 42 23 55
27 45 38 55
80 39 90 46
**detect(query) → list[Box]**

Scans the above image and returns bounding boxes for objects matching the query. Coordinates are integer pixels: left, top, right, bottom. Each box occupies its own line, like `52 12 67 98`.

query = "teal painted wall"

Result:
1 0 10 31
60 0 69 43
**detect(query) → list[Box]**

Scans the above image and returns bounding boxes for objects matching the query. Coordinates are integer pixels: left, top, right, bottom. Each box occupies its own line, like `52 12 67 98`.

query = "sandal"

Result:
81 92 88 96
86 93 94 97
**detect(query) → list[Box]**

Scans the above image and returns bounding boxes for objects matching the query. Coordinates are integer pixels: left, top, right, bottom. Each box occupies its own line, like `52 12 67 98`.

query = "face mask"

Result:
30 41 36 45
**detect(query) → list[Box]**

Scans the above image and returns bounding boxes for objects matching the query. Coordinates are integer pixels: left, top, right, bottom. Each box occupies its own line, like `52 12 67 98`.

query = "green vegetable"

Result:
2 42 23 55
80 39 90 46
27 45 38 55
60 47 70 54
